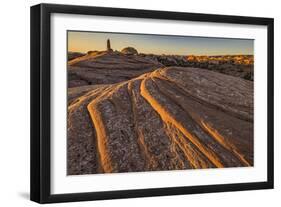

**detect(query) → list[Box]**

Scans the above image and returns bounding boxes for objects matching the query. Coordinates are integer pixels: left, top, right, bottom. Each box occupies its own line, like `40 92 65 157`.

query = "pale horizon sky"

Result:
68 31 254 56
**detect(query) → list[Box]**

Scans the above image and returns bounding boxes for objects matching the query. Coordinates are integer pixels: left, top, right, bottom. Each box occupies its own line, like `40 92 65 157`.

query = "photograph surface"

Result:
67 31 254 175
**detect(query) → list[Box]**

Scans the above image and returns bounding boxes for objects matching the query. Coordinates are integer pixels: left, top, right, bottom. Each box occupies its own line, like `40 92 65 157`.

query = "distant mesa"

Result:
121 47 138 55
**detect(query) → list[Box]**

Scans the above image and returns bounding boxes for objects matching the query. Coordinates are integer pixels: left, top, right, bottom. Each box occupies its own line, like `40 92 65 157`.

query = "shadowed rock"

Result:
67 67 253 175
68 51 162 88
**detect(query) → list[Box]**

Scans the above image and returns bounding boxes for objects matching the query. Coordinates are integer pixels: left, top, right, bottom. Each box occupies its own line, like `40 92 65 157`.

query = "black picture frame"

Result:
30 3 274 204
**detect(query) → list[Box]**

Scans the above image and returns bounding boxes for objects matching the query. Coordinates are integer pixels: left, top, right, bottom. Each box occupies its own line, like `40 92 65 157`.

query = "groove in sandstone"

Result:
150 68 253 166
152 69 252 122
200 121 251 166
126 79 191 170
87 100 114 173
163 122 214 169
140 77 224 168
127 81 154 169
67 87 112 175
150 76 249 166
87 82 147 173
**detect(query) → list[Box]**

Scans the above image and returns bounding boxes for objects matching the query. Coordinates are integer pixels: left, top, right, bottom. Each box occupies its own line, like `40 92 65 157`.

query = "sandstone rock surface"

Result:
67 67 253 175
68 51 162 88
68 52 85 61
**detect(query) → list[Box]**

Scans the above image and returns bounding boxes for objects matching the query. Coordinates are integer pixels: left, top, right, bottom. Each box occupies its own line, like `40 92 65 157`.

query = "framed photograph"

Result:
30 3 274 203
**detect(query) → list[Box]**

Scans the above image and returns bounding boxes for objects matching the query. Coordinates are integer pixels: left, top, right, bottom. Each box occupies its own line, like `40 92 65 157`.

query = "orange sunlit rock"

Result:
67 66 253 175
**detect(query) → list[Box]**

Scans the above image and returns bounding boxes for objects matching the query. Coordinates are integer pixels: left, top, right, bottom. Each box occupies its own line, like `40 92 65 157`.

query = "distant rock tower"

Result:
107 39 113 52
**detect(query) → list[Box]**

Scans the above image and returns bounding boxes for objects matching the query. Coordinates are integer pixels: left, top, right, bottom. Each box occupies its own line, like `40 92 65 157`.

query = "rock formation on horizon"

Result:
121 47 138 55
107 38 113 52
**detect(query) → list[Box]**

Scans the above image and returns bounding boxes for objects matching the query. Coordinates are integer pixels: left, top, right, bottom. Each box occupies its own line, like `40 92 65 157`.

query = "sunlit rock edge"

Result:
67 66 253 175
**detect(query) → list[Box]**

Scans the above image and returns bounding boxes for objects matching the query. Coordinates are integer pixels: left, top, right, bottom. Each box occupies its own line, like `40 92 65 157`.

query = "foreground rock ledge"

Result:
67 67 253 175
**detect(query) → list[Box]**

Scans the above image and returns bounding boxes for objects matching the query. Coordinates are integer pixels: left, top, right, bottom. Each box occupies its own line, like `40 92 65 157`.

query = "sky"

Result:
68 31 254 56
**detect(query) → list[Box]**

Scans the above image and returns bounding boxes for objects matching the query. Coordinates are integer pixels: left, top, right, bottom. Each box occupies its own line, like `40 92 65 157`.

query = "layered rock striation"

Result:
67 67 253 175
68 51 162 88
